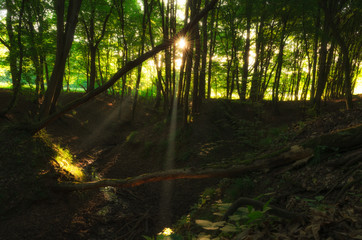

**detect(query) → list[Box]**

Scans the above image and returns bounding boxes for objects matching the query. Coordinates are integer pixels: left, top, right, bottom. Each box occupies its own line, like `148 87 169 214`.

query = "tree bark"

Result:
207 5 218 99
199 0 208 102
2 0 25 114
132 0 148 120
240 1 252 101
191 0 201 114
272 17 287 114
313 1 332 114
250 15 264 102
310 8 320 103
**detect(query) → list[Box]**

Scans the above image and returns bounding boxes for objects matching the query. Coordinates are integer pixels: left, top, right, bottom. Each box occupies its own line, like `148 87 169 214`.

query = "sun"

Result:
177 37 187 50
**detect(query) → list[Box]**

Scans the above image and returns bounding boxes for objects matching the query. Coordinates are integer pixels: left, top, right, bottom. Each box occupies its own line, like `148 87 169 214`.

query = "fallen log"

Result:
56 145 313 191
303 124 362 152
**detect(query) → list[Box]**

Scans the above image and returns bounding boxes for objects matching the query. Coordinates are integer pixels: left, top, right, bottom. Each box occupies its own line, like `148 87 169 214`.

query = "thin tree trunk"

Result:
192 21 201 114
207 5 218 99
272 18 287 114
310 8 320 103
2 0 25 114
250 18 264 102
199 0 208 102
240 1 252 101
132 0 148 120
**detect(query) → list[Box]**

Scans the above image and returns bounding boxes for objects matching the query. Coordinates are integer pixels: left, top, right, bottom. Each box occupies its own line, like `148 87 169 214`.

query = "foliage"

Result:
193 198 273 238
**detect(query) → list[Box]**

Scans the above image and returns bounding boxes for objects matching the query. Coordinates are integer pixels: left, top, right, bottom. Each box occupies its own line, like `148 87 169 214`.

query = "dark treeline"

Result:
0 0 361 130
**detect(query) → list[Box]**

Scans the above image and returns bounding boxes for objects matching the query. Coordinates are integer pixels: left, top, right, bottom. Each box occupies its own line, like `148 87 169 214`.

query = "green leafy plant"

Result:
126 131 138 143
194 198 274 238
224 177 254 201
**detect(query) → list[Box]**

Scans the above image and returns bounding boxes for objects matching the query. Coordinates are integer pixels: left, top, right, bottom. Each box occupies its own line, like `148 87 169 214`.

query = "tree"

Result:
23 0 52 102
1 0 25 114
31 0 220 133
39 0 82 118
329 0 361 110
240 0 252 101
272 10 289 113
80 0 113 92
132 0 149 120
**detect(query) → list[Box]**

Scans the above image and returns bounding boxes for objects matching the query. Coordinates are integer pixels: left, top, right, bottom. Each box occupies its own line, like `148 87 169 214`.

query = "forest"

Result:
0 0 362 239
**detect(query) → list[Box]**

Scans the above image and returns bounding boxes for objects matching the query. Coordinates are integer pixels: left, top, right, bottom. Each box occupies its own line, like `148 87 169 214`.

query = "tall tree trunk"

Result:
198 0 208 102
272 17 287 114
301 15 312 101
147 0 163 109
114 0 128 100
2 0 25 114
250 15 264 102
192 21 201 114
330 21 353 110
260 21 276 99
313 1 332 113
240 1 252 101
207 5 218 99
89 46 97 91
132 0 148 120
184 45 194 125
161 0 172 110
310 8 320 102
40 0 82 118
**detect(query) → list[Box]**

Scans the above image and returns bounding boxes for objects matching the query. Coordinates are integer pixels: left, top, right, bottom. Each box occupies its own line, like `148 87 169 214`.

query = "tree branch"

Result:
95 6 113 46
0 37 10 50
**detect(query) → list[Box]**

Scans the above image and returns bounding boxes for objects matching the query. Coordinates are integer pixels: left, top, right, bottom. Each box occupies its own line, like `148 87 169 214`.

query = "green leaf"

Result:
247 211 264 223
195 220 226 230
220 223 239 232
315 195 324 202
228 214 242 221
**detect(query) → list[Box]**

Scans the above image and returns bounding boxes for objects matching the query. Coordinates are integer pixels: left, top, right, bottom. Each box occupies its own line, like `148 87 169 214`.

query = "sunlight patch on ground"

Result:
158 227 174 236
52 144 85 181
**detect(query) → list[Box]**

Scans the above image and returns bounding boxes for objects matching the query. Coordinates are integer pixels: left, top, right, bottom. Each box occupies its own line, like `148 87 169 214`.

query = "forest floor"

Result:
0 89 361 239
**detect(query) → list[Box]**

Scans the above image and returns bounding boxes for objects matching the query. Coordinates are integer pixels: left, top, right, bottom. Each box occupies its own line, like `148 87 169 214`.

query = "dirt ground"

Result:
0 90 361 239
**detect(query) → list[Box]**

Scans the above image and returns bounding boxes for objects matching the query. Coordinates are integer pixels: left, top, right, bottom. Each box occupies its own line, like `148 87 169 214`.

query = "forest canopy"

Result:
0 0 361 128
